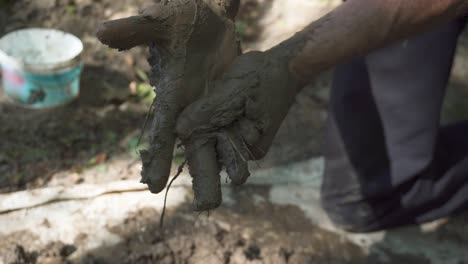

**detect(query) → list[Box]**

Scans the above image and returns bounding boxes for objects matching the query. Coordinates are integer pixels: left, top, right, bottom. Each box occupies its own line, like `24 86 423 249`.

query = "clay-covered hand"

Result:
97 0 242 199
176 50 298 186
97 0 297 212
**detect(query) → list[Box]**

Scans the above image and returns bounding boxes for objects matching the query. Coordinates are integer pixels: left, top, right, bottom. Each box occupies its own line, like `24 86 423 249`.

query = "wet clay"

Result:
97 0 248 210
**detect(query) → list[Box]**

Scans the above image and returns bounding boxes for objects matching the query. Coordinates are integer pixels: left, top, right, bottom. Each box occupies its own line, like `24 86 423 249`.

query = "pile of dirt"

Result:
0 188 366 264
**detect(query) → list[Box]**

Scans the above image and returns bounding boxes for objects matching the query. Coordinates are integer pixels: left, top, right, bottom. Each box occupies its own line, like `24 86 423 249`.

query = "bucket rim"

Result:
0 28 84 75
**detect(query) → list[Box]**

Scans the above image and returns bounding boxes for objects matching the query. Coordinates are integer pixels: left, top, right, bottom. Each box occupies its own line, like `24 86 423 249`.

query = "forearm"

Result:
269 0 468 87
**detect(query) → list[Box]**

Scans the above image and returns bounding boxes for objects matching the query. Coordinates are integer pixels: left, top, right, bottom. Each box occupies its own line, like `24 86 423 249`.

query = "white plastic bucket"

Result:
0 28 84 108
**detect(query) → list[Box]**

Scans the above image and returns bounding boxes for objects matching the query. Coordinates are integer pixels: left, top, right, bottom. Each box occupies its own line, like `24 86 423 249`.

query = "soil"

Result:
0 186 367 264
88 199 364 264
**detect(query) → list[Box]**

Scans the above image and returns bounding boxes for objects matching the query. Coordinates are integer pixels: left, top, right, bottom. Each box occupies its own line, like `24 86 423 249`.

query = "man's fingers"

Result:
97 1 176 51
176 54 263 139
186 138 222 211
138 2 163 19
96 16 152 50
236 119 260 146
176 97 219 139
217 130 250 185
176 87 244 139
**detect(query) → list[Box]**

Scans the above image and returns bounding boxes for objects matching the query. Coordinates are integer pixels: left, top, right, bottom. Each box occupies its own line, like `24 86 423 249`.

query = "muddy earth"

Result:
0 186 369 264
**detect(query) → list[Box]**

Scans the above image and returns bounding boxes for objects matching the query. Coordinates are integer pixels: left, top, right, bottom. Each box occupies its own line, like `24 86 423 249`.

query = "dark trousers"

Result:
322 19 468 232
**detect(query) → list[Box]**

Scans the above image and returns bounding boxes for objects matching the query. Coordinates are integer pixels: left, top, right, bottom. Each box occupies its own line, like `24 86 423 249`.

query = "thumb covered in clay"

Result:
96 2 175 51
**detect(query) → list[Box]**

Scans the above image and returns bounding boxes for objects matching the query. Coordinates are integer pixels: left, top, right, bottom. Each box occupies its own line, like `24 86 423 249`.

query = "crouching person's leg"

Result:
321 58 395 233
322 19 467 232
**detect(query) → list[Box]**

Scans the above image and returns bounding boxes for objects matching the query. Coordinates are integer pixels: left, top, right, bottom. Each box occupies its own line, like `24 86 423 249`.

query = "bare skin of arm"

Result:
269 0 468 87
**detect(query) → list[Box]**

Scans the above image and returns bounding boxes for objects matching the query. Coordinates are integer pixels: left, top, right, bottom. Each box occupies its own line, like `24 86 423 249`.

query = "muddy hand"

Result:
177 51 299 188
96 0 241 197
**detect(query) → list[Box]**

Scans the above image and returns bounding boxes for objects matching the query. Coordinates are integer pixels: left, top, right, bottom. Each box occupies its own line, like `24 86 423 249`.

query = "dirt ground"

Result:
0 186 369 264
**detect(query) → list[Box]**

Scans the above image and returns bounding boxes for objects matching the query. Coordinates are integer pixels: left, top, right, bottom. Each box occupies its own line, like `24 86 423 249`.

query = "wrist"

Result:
265 43 309 93
265 34 310 92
